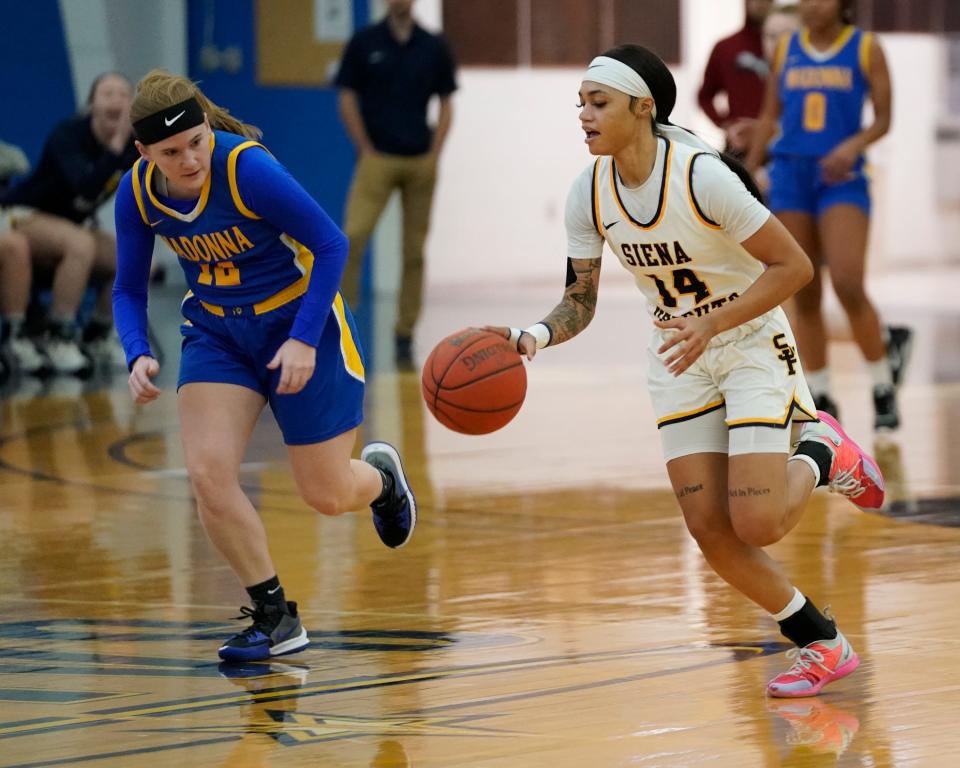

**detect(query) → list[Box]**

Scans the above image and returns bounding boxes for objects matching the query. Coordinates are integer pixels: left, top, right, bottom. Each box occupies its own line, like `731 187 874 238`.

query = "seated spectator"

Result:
0 228 45 377
1 72 138 374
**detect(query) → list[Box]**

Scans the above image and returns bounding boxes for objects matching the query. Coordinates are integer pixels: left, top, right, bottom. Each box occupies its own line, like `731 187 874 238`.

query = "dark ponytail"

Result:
601 44 765 204
720 152 765 204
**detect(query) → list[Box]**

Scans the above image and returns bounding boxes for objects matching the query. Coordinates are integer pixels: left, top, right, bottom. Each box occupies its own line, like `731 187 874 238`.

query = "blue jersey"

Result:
127 131 313 308
771 26 872 157
114 129 349 364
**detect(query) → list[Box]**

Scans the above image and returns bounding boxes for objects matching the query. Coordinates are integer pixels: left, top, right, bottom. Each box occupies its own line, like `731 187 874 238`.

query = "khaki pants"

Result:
341 151 438 338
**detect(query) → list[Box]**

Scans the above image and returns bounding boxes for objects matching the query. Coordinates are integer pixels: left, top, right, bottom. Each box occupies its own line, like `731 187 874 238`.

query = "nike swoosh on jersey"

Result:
149 219 163 226
603 220 619 230
164 110 186 127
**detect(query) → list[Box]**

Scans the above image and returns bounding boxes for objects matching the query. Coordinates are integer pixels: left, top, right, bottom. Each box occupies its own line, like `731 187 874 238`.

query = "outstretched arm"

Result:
488 255 601 360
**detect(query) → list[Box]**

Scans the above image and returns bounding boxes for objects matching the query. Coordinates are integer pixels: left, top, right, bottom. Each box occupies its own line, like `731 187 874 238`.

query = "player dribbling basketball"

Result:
488 45 885 697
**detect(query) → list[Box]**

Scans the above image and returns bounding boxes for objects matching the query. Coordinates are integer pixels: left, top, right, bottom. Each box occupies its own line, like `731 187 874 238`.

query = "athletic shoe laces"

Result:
782 646 833 682
230 605 274 642
827 466 867 499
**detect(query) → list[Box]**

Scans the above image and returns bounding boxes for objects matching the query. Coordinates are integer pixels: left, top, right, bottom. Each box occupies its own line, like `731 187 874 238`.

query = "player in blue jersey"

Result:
112 70 417 662
746 0 910 431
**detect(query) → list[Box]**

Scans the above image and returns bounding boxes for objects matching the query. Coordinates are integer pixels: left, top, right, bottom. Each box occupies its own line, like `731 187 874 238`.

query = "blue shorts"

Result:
767 154 870 217
178 294 365 445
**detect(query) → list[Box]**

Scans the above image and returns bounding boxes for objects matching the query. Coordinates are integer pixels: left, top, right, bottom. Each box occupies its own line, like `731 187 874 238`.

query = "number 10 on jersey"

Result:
198 261 241 286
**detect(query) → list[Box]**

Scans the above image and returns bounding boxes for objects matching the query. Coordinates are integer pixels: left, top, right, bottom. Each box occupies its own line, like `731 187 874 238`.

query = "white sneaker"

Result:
46 338 90 375
7 335 47 374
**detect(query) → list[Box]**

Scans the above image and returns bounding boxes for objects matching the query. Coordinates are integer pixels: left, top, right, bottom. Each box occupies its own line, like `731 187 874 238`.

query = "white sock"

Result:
788 453 821 486
771 587 805 622
805 367 831 397
868 358 893 389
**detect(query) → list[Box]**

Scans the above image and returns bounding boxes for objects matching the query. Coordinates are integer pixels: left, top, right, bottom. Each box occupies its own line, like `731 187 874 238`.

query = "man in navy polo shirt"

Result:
335 0 457 370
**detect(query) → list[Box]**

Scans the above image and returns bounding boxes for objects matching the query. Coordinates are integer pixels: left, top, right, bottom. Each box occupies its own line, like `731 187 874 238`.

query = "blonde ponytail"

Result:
130 69 261 140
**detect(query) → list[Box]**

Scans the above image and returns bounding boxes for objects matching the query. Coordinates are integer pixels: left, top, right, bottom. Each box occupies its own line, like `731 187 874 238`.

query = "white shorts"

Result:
647 307 817 462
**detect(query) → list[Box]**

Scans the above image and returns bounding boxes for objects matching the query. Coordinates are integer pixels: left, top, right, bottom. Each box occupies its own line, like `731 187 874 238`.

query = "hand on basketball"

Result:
483 326 537 360
129 355 161 404
654 315 718 376
267 338 317 395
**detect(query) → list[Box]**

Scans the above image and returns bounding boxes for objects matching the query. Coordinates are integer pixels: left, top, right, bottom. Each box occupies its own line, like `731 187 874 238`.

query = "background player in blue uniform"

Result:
746 0 908 430
112 70 417 662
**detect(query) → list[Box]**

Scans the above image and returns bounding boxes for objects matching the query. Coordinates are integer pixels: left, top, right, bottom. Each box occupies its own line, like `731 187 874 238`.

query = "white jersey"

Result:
566 136 770 324
565 136 815 460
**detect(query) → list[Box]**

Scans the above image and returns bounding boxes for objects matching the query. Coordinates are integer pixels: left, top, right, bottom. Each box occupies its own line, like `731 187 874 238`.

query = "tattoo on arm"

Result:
540 257 601 345
729 487 772 498
677 483 704 499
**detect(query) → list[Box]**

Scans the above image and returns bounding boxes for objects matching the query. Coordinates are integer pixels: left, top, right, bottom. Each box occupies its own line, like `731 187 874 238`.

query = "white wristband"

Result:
523 322 551 349
507 327 523 349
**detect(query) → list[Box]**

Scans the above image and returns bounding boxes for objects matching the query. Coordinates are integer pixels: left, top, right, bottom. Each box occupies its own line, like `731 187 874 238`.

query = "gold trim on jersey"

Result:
799 25 855 61
610 138 672 230
191 234 313 317
253 236 313 313
144 133 216 223
181 289 225 317
726 389 817 428
686 154 722 230
332 291 365 382
772 33 792 74
227 141 267 220
130 158 151 226
657 398 725 428
859 31 873 76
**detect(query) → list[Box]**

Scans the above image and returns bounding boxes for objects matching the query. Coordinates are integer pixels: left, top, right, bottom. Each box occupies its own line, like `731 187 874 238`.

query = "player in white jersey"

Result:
488 44 886 698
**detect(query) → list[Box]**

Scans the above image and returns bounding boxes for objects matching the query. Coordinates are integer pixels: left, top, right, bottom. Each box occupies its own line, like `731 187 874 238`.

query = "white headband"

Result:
584 56 657 118
582 54 719 156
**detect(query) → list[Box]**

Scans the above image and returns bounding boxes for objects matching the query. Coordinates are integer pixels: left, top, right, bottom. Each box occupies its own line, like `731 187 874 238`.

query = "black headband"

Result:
132 97 205 145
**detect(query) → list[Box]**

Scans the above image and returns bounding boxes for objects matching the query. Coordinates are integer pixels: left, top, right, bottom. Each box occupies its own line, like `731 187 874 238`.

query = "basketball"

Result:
421 327 527 435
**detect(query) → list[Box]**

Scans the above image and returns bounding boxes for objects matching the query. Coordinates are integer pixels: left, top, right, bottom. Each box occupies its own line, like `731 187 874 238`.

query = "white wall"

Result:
59 0 187 269
423 2 955 291
59 0 187 108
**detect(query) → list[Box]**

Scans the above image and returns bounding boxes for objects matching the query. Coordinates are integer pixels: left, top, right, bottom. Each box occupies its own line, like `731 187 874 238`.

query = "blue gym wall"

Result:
0 2 75 166
186 0 367 223
1 0 364 226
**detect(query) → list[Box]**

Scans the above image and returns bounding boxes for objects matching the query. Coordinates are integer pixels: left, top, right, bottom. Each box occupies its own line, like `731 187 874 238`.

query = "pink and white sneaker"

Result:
799 411 885 509
767 631 860 698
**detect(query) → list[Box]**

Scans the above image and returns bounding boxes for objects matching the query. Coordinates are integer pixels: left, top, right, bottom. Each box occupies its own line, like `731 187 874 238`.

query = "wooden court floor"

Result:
1 273 959 767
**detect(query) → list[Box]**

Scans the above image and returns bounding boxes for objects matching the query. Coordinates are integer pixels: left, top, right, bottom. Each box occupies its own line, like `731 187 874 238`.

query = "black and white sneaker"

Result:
873 385 899 432
361 441 417 548
885 325 913 388
218 600 309 662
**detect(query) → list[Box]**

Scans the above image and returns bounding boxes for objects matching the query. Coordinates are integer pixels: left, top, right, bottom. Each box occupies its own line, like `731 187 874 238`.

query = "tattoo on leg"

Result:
729 486 772 498
677 483 704 499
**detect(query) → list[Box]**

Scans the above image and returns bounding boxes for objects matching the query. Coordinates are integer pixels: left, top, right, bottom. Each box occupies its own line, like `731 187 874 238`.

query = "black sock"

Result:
246 575 286 609
778 597 838 647
82 317 112 343
373 467 394 505
46 319 76 341
793 440 833 487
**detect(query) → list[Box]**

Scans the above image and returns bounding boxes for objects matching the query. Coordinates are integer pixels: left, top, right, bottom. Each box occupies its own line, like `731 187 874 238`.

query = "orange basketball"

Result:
421 328 527 435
